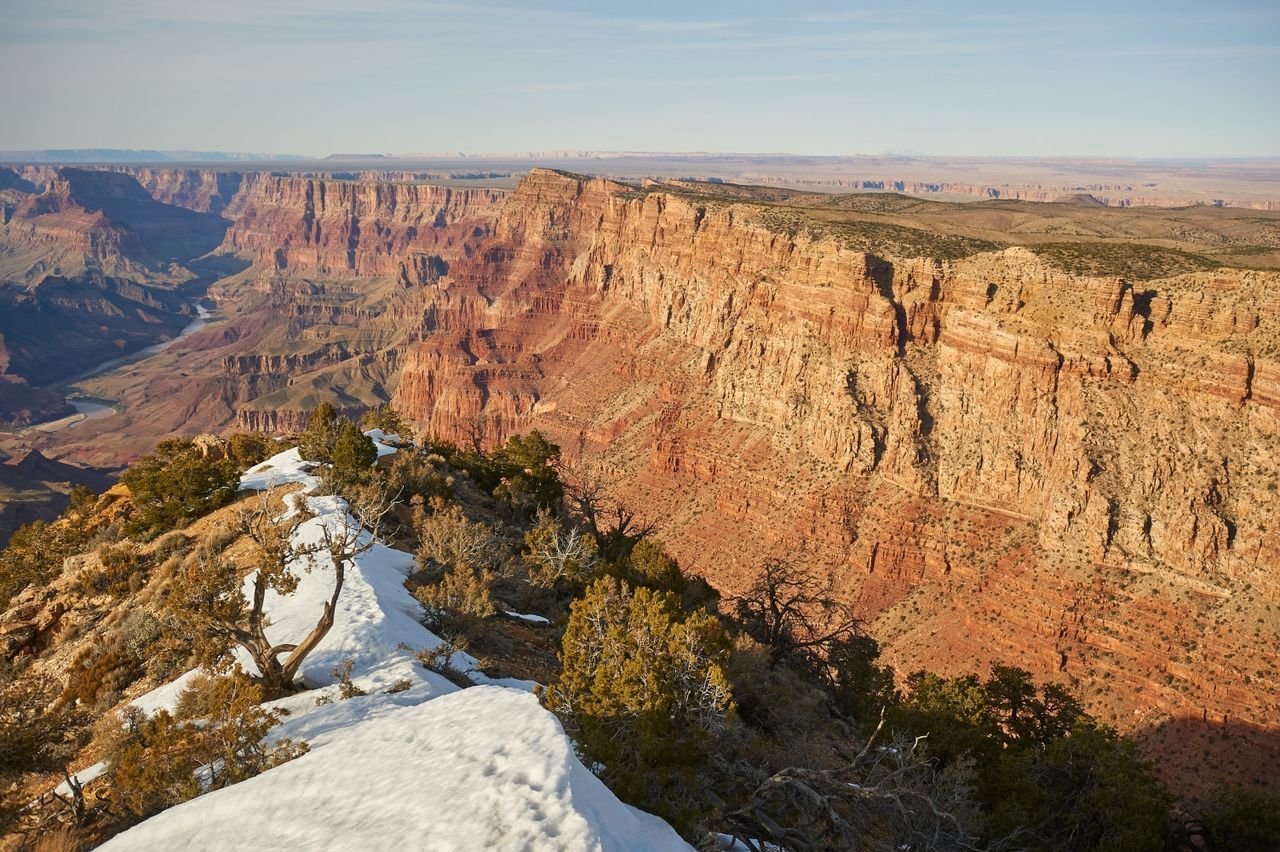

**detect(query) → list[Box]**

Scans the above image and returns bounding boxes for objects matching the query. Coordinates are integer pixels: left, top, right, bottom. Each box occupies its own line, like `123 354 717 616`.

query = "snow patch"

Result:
54 761 108 797
107 440 688 849
504 610 551 624
131 667 203 717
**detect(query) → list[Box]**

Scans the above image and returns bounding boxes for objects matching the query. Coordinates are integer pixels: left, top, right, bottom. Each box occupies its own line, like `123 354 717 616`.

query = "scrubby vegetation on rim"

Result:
0 401 1276 851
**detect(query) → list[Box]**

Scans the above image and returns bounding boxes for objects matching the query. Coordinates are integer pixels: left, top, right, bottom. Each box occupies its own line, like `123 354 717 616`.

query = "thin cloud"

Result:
512 71 858 94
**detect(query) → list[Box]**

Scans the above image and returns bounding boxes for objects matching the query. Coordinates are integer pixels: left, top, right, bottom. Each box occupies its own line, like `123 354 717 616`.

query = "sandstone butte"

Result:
10 166 1279 800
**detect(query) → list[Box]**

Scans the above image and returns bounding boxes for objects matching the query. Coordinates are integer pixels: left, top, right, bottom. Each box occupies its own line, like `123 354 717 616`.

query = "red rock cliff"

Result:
218 174 506 277
389 171 1280 772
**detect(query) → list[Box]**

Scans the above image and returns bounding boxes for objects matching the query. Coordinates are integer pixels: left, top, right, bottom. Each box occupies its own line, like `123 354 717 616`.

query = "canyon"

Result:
1 164 1277 802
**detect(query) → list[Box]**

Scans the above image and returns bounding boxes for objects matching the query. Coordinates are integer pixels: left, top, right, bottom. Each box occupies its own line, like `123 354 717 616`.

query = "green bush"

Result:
894 666 1180 850
360 404 409 437
77 543 150 597
413 497 506 579
332 420 378 482
385 451 454 504
611 538 718 611
541 577 732 834
0 491 100 607
121 439 239 536
297 402 338 462
112 670 306 824
425 431 563 518
1199 787 1280 852
0 679 86 834
491 431 563 517
414 564 496 635
0 520 64 608
227 432 271 469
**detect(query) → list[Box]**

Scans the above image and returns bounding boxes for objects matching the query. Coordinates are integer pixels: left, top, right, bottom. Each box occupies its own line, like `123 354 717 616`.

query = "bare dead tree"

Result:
565 476 607 537
721 711 983 852
174 487 397 694
730 559 863 666
564 476 657 558
460 414 488 453
49 768 85 827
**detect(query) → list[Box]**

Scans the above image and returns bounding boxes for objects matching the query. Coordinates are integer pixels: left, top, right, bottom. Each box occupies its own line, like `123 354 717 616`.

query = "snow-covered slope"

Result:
103 688 687 851
103 437 690 851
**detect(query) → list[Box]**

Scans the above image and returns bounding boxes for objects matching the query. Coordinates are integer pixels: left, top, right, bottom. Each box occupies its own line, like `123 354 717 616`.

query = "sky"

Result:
0 0 1276 158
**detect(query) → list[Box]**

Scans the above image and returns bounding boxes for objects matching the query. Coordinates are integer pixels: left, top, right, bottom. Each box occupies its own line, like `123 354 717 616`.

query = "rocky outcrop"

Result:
234 406 365 435
221 343 365 377
388 171 1280 752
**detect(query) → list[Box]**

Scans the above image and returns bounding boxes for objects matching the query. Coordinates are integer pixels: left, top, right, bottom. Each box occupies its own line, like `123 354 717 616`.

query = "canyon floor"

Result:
1 163 1277 805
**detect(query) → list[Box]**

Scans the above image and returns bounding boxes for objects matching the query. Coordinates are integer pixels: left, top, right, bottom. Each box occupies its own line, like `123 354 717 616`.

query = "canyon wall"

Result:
218 173 504 277
125 168 245 214
384 171 1279 751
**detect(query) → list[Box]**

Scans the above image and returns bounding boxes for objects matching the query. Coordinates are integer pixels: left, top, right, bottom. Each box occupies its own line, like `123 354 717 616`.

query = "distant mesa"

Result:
1053 192 1107 207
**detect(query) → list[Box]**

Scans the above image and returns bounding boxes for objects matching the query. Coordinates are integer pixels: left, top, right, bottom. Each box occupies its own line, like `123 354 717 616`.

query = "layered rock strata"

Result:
382 172 1278 779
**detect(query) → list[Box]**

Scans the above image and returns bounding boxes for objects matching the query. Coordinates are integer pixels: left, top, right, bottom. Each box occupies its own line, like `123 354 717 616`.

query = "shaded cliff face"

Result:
387 171 1279 775
2 167 230 277
17 172 509 466
0 168 228 422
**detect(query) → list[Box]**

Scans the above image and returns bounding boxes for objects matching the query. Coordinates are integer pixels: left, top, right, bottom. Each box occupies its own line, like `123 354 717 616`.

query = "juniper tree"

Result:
359 404 409 437
541 577 732 833
227 432 271 470
170 487 395 694
121 439 239 536
112 671 306 822
331 420 378 482
297 402 339 462
413 496 505 579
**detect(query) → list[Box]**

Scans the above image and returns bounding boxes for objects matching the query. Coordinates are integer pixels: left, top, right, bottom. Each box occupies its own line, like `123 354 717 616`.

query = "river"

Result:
59 301 213 386
21 301 215 434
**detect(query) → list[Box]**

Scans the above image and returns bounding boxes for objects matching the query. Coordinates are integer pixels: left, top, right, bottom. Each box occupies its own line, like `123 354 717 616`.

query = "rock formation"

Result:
378 171 1278 768
219 173 504 276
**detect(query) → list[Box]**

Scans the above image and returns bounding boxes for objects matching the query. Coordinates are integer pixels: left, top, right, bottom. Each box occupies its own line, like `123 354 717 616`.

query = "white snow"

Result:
107 437 689 850
54 761 108 796
504 609 552 624
362 428 403 450
237 446 320 494
102 688 687 851
131 667 204 716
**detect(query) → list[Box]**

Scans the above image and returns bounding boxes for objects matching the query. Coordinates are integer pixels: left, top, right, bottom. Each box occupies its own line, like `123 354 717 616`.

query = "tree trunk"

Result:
278 556 346 686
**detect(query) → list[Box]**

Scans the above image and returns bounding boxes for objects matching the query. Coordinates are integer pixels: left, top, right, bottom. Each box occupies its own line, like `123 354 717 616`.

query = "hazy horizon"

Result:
4 148 1280 164
1 0 1277 159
